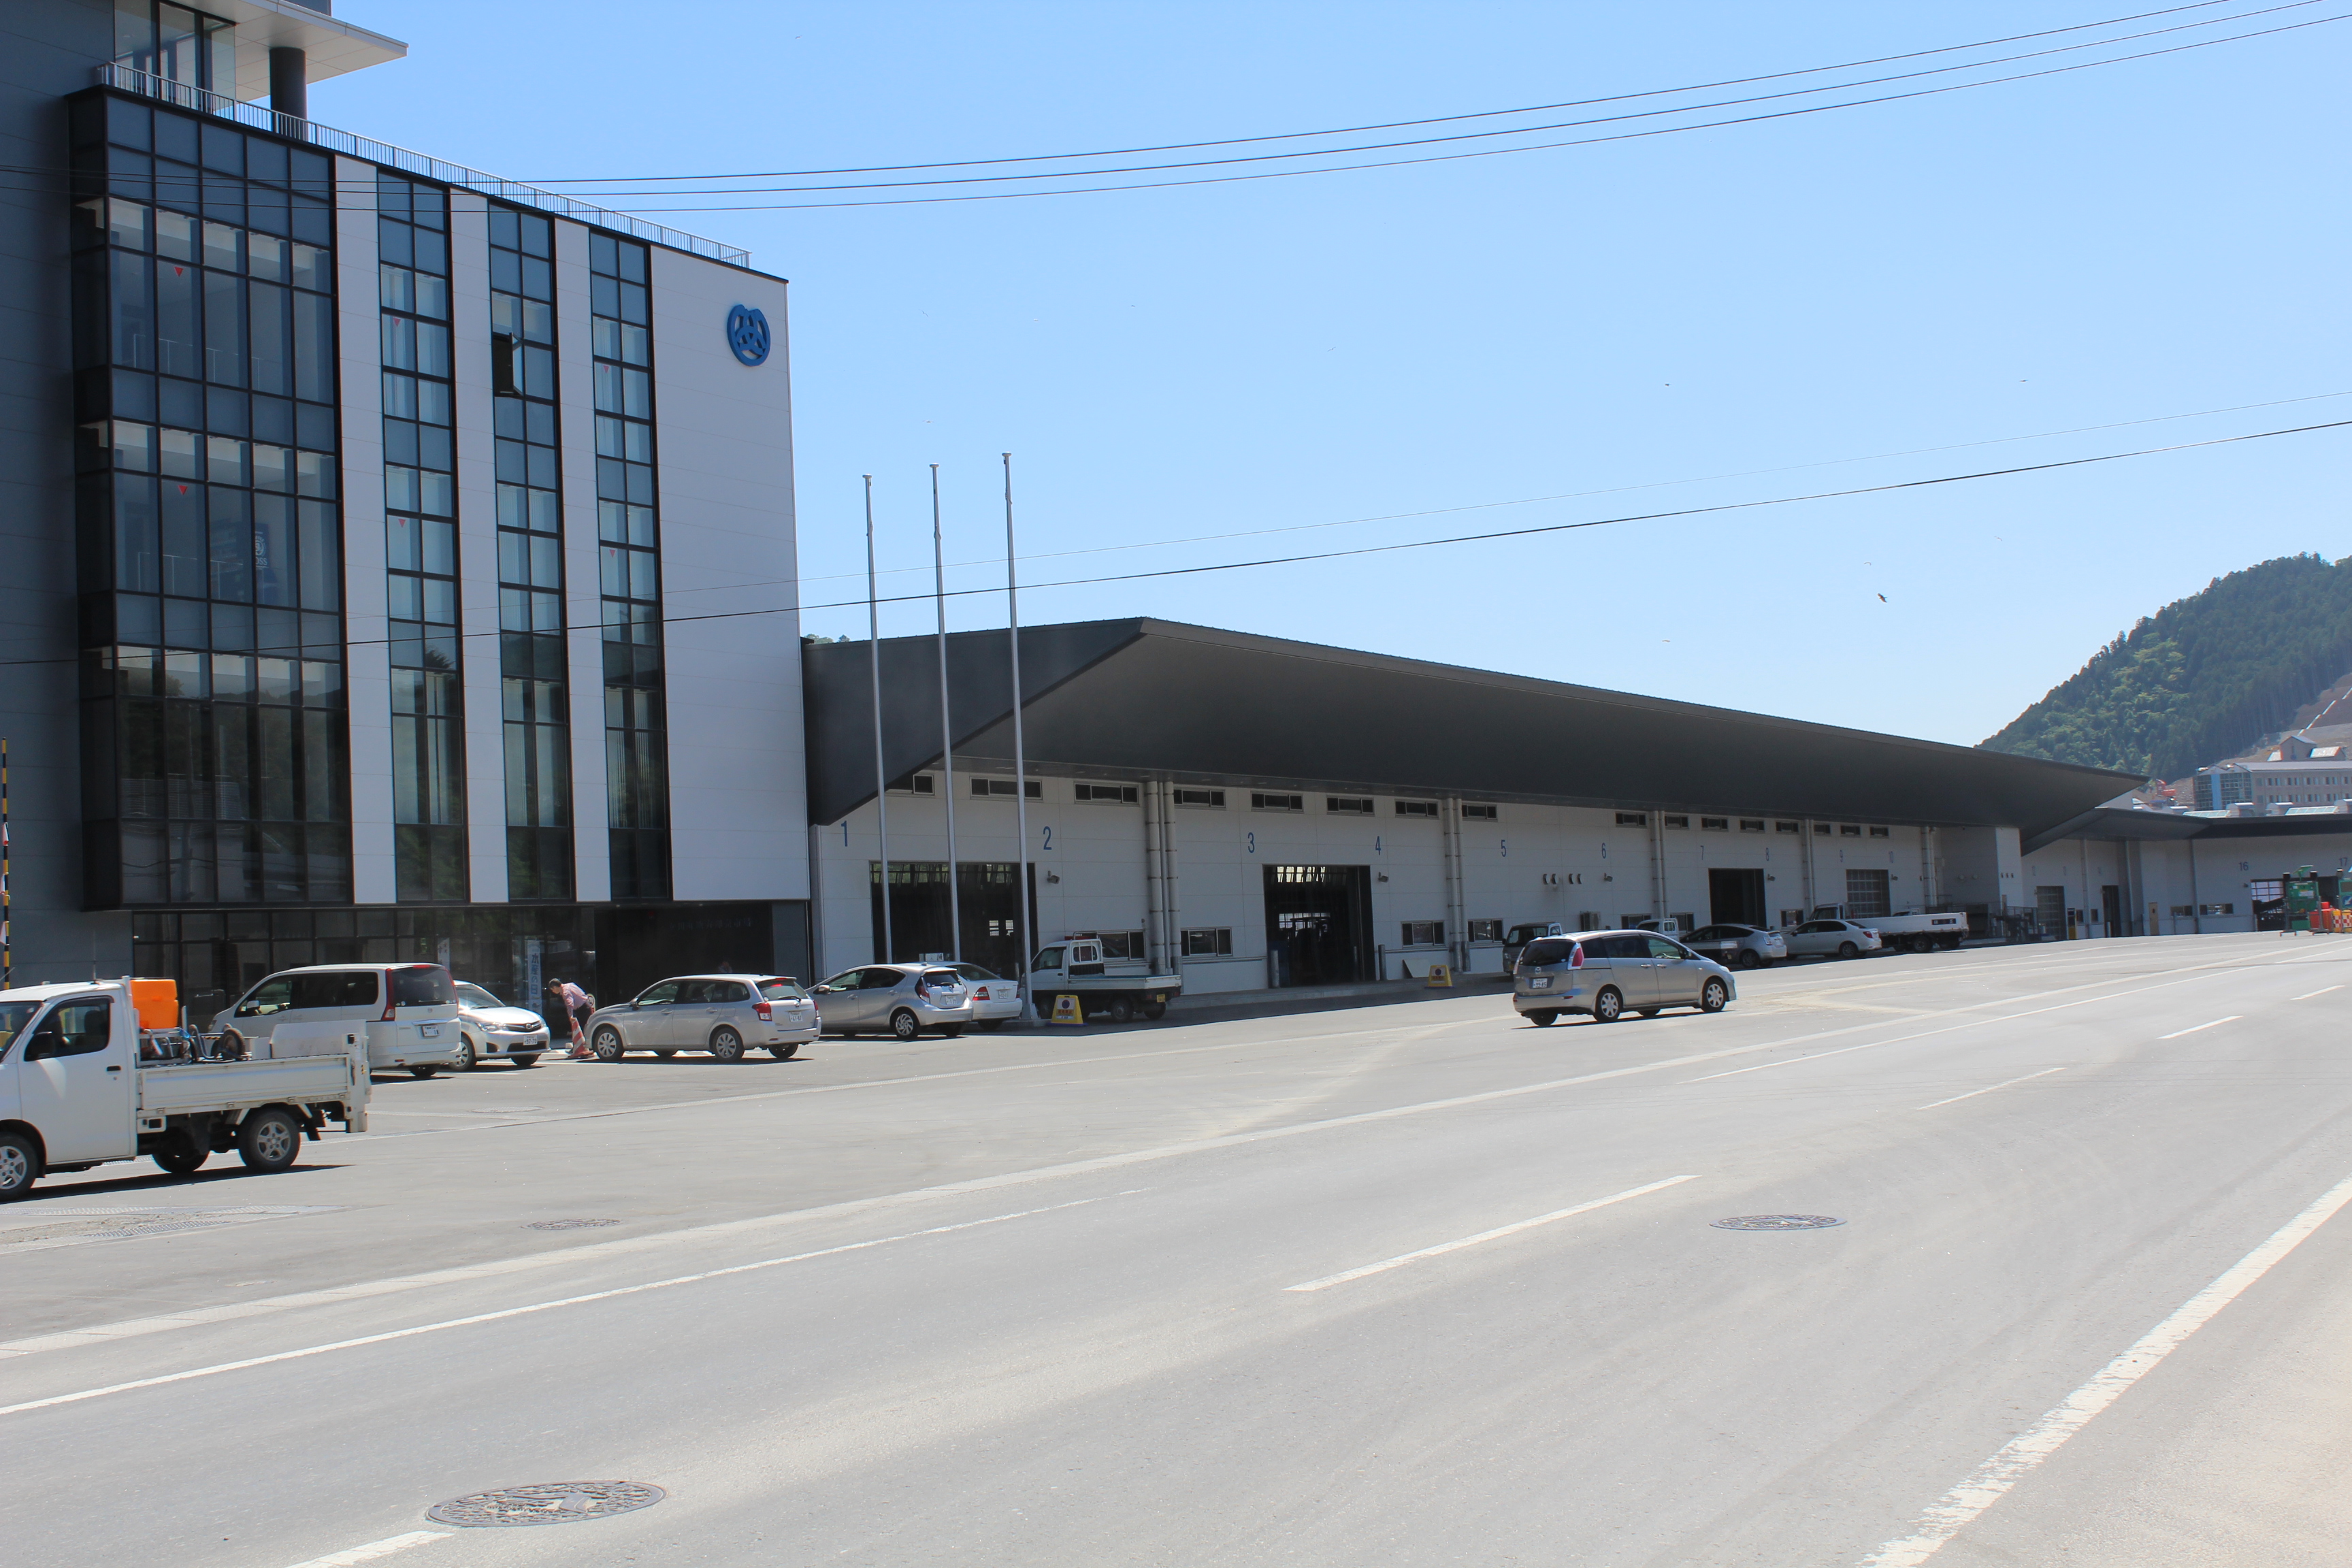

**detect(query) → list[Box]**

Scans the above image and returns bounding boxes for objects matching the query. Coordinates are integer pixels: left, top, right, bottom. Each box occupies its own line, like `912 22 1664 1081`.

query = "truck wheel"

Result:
708 1026 746 1062
1837 942 1859 960
154 1139 209 1175
0 1132 40 1199
1141 1002 1166 1021
1592 987 1624 1024
1526 1010 1559 1027
451 1036 478 1072
769 1042 800 1060
889 1009 921 1042
1102 997 1136 1023
591 1026 627 1062
237 1108 302 1173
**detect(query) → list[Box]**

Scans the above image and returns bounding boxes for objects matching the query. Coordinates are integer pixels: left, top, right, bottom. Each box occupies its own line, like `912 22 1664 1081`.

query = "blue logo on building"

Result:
726 304 771 366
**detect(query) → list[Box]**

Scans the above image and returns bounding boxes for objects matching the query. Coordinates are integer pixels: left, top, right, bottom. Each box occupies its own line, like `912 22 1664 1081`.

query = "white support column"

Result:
1442 796 1466 970
1158 780 1181 976
1799 820 1817 916
333 157 394 904
1142 777 1167 971
552 218 610 902
1650 811 1668 922
447 191 507 902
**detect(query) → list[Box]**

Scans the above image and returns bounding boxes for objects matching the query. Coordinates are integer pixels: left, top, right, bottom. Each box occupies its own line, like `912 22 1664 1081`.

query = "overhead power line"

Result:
7 416 2344 670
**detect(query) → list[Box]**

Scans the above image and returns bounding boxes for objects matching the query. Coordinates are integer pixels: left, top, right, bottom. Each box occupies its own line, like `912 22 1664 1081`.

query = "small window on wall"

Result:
972 778 1043 799
1460 803 1499 821
1400 921 1442 945
1173 788 1225 808
1775 821 1800 834
2201 902 2236 915
1074 783 1139 804
1701 817 1729 831
1739 819 1765 832
1577 913 1605 931
1327 797 1374 815
1663 815 1690 829
1252 792 1304 812
887 773 934 795
1467 919 1502 942
2170 904 2194 916
1839 823 1862 837
2248 880 2283 901
1615 812 1648 827
1814 823 1832 836
1868 826 1890 838
1094 930 1145 958
1181 928 1232 956
1395 800 1439 818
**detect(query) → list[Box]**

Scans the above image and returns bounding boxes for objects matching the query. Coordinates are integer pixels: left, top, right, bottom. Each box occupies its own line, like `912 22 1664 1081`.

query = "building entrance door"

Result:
1708 868 1767 928
1264 865 1372 987
871 861 1036 977
2100 884 2123 937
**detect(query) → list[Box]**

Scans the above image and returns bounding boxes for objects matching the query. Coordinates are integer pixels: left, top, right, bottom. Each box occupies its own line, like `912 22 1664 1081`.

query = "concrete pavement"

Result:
2 934 2348 1566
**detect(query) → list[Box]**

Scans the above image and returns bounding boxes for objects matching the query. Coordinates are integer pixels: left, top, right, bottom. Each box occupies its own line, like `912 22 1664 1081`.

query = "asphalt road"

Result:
4 934 2349 1567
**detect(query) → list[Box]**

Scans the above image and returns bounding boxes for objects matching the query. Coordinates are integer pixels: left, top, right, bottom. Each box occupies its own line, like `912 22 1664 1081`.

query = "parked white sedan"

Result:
949 964 1024 1030
451 981 553 1070
1783 919 1884 960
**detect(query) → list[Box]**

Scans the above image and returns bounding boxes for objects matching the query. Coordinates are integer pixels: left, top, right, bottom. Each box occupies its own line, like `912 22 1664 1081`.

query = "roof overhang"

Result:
802 618 2143 834
220 2 408 98
2025 805 2352 854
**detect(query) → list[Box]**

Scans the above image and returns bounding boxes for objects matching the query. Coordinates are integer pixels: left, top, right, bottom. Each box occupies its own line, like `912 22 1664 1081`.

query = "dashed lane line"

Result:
1915 1067 2065 1111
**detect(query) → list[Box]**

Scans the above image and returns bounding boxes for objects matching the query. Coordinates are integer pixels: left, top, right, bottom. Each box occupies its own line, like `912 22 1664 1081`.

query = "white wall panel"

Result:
333 157 394 903
447 191 507 902
553 219 610 902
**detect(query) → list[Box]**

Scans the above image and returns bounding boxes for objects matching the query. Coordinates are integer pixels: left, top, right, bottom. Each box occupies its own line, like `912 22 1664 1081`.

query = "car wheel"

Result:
769 1042 800 1060
1636 1008 1661 1018
1593 986 1624 1024
153 1135 208 1175
451 1036 477 1073
236 1108 303 1173
508 1054 540 1069
1701 977 1729 1013
0 1132 39 1199
889 1009 921 1042
591 1026 627 1062
408 1065 439 1079
1735 951 1760 970
935 1026 964 1039
1526 1010 1559 1027
1837 941 1859 960
707 1026 746 1062
975 1019 1007 1032
653 1049 677 1059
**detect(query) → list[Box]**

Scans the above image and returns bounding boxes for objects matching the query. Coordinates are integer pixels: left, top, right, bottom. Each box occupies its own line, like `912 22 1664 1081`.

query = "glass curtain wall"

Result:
589 233 670 900
69 93 348 907
489 206 573 899
112 2 238 96
377 173 468 902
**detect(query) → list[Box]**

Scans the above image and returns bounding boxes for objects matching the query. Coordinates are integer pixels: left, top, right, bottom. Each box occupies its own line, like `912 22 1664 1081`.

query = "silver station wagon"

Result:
583 974 819 1062
1512 930 1736 1026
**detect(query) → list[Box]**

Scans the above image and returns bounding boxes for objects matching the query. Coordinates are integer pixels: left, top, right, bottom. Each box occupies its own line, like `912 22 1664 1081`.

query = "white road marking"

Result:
1284 1175 1698 1292
2157 1015 2239 1040
1914 1067 2065 1111
281 1531 451 1568
1858 1167 2352 1567
0 1195 1119 1418
2291 985 2342 1000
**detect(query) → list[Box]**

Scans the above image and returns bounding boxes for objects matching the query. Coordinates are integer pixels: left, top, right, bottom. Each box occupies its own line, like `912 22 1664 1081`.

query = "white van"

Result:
217 963 465 1078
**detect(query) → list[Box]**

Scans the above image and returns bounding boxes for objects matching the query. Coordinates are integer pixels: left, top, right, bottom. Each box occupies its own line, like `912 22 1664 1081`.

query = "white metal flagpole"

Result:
933 464 962 962
1004 453 1038 1025
866 476 892 964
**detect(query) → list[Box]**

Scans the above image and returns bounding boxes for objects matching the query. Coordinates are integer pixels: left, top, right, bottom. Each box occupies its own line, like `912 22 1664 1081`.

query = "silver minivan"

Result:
1512 930 1735 1025
218 963 465 1076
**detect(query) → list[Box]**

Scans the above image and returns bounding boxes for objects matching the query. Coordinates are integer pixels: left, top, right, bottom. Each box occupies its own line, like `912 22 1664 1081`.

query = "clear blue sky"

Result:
318 2 2351 747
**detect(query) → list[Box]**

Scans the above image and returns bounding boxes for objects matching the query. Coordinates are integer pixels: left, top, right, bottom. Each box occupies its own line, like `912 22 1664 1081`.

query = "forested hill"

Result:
1978 554 2352 781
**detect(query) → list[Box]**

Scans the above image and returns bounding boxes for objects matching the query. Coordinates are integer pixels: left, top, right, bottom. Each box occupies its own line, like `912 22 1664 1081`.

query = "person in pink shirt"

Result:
547 979 591 1058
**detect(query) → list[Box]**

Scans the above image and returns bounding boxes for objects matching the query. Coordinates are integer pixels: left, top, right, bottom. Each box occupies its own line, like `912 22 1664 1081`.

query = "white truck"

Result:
0 978 370 1200
1025 937 1182 1023
1804 906 1970 953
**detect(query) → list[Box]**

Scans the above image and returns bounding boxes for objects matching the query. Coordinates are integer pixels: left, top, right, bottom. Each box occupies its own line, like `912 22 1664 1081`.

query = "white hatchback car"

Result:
451 981 554 1070
1783 919 1884 960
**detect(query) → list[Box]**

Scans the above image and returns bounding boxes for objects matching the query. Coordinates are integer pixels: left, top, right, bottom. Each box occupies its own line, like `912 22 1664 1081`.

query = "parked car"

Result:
811 964 974 1041
1783 919 1884 960
216 963 464 1078
1502 921 1566 972
1803 904 1968 952
1682 924 1787 970
949 963 1024 1029
1513 930 1735 1025
450 981 553 1070
583 975 818 1062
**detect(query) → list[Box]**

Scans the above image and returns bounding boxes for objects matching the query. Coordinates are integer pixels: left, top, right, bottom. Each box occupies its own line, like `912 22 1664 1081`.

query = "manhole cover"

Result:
427 1480 664 1528
525 1218 621 1231
1712 1214 1846 1230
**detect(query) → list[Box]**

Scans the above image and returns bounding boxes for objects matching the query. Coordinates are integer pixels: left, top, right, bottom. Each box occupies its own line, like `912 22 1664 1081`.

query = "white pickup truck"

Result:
1026 938 1182 1023
1805 906 1970 953
0 979 370 1200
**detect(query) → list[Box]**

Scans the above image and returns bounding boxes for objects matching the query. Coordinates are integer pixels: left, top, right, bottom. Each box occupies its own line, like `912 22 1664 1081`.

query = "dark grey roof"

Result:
2024 806 2352 853
802 618 2142 834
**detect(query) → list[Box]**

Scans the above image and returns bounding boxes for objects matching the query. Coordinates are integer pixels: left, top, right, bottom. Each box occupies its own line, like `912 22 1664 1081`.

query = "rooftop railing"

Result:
95 63 751 267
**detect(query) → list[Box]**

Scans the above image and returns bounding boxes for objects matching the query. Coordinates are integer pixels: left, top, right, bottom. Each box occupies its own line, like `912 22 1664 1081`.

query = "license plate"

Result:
1529 977 1551 990
420 1024 440 1038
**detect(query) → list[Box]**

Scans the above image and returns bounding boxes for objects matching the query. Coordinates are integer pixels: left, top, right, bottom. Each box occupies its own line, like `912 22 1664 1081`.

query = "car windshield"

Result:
390 965 455 1007
1506 925 1547 943
0 1000 44 1058
759 979 808 1001
920 970 963 988
453 983 502 1009
953 964 1002 981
